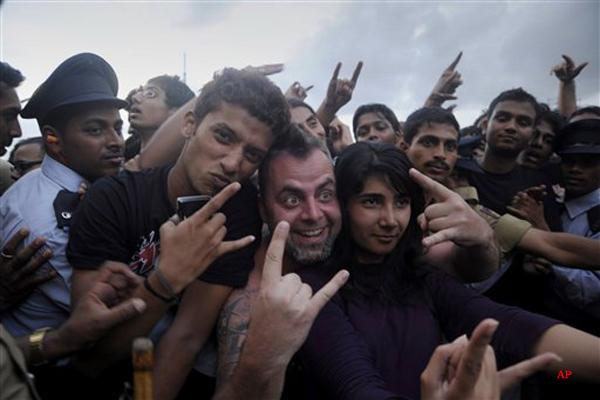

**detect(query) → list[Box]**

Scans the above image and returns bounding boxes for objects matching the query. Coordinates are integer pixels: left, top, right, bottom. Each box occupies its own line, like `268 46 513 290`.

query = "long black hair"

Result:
333 142 425 305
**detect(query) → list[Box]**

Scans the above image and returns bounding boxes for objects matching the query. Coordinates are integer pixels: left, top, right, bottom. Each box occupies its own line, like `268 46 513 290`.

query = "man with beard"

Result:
215 126 341 393
401 107 598 291
216 125 503 396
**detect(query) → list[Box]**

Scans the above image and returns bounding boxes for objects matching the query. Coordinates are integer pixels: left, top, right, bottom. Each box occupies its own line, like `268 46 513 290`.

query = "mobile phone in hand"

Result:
177 195 212 220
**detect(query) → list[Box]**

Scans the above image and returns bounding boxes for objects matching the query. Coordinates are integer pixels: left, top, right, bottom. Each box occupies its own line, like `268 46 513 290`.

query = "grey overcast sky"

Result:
1 0 598 156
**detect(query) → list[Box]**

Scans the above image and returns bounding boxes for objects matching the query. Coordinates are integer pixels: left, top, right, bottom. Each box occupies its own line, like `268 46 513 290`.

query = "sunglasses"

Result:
13 159 42 173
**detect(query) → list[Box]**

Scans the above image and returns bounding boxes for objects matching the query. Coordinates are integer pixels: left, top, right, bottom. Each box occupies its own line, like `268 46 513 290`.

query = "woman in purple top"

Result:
297 142 599 400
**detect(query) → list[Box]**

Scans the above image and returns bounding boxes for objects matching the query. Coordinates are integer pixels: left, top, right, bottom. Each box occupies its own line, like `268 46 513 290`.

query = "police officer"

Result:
0 52 127 398
547 118 600 323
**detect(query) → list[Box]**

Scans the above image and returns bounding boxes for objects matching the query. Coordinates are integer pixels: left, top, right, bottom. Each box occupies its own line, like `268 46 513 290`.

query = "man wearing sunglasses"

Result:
8 137 44 181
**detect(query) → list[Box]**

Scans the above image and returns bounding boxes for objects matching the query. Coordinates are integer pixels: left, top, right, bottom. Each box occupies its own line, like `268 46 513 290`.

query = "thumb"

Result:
104 298 147 327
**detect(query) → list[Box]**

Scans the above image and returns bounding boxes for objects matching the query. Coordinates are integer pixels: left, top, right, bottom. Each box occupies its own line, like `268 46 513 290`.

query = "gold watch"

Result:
29 327 52 366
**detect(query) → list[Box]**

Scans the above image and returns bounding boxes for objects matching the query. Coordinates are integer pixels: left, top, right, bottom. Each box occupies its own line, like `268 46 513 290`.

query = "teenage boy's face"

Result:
519 119 556 169
291 106 326 140
403 122 458 183
355 112 399 144
484 100 536 158
561 154 600 199
129 83 173 131
181 102 273 195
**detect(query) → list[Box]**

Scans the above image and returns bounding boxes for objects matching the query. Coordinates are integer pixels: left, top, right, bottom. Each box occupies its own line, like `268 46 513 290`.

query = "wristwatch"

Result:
29 327 52 366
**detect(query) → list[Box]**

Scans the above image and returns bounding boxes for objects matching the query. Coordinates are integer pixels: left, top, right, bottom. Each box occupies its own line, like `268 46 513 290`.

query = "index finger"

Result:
261 221 290 285
196 182 242 221
452 319 499 394
331 62 342 82
446 51 463 71
350 61 363 85
409 168 453 202
3 228 31 255
499 352 561 391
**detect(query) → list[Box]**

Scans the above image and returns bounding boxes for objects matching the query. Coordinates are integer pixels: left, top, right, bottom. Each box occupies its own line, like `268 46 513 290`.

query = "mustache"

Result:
424 160 450 170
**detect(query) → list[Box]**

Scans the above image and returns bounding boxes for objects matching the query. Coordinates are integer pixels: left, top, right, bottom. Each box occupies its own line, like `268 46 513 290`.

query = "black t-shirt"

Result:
67 166 261 288
467 164 562 231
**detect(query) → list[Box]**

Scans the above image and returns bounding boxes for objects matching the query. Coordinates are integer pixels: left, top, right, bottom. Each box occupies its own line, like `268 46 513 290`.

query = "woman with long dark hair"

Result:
297 142 599 399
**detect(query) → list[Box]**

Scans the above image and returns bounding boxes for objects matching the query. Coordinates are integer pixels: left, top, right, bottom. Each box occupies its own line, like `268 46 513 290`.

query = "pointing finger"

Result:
446 51 463 71
261 221 290 285
409 168 454 202
196 182 241 221
451 319 498 395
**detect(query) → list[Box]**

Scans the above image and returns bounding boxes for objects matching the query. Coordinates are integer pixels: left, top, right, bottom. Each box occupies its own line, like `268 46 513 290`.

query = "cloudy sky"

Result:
1 0 598 157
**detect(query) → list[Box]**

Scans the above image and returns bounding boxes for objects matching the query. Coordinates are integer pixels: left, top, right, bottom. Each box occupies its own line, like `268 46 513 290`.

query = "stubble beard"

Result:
285 234 336 266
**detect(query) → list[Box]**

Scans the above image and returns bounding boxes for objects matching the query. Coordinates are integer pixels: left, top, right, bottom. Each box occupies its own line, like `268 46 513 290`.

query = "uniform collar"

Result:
564 188 600 219
40 155 87 192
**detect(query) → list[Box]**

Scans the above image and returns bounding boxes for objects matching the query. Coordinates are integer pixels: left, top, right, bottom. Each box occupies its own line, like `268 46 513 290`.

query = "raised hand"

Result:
316 61 363 128
0 228 55 312
507 187 550 231
421 319 561 400
409 168 492 249
158 182 256 294
551 55 588 83
425 52 463 108
328 117 354 155
245 221 349 364
285 82 314 101
55 262 146 354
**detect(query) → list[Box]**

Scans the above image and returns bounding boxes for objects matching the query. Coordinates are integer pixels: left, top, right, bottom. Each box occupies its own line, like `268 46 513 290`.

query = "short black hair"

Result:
570 106 600 121
0 62 25 89
8 137 45 165
258 124 331 198
538 103 565 134
148 75 195 109
194 68 290 141
352 103 401 137
403 107 460 145
286 98 317 115
486 88 541 124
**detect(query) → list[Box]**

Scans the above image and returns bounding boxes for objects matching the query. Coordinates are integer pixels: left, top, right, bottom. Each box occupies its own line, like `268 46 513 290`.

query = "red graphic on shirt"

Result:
129 231 160 276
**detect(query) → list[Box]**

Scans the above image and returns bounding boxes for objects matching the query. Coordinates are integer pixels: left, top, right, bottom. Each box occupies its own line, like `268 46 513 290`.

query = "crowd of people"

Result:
0 48 598 400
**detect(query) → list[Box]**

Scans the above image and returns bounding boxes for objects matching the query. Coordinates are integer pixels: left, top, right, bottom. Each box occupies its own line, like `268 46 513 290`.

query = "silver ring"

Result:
1 251 14 260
